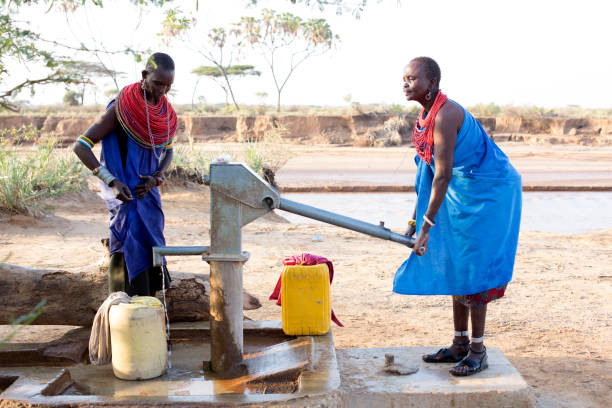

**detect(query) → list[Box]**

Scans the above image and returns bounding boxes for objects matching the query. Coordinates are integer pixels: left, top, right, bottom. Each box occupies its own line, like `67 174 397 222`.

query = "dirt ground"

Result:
0 144 611 407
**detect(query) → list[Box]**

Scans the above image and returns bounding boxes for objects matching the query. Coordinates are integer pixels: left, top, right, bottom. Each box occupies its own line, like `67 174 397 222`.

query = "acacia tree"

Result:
188 27 261 111
233 9 338 112
192 64 260 109
0 0 180 111
251 0 371 17
67 61 124 105
0 6 87 111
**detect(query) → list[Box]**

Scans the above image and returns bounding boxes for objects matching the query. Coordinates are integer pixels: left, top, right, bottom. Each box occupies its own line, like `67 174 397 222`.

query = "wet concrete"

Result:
1 322 535 407
337 346 535 408
0 321 342 407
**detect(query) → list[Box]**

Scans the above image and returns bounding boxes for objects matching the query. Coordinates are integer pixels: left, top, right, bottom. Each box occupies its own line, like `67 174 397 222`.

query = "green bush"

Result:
0 127 86 215
63 90 82 106
387 104 406 115
468 103 502 116
167 144 215 182
242 123 292 176
168 124 292 183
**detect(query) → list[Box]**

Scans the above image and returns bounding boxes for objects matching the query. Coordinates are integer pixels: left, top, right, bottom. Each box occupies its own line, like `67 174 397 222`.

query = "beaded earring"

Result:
425 91 432 101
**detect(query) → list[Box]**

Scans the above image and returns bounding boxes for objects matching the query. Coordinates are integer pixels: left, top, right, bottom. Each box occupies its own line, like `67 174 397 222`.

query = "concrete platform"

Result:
1 325 535 407
0 321 342 407
337 346 535 408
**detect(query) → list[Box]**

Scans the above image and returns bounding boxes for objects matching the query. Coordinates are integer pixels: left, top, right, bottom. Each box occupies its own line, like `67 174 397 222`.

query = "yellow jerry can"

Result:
281 263 331 335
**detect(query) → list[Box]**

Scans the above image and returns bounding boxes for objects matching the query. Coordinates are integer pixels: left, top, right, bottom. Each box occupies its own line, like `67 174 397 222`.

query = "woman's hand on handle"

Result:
413 229 429 256
404 223 416 238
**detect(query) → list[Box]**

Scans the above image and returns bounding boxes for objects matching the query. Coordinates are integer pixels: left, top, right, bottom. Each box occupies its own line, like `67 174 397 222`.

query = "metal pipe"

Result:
152 246 210 267
279 198 416 247
209 260 244 374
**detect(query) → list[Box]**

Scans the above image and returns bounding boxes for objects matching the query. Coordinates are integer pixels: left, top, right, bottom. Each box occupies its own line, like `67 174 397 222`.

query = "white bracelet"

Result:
423 214 435 226
95 165 117 186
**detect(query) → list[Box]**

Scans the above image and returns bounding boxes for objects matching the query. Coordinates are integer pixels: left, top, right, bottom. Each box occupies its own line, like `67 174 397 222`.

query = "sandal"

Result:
449 346 488 376
422 340 469 363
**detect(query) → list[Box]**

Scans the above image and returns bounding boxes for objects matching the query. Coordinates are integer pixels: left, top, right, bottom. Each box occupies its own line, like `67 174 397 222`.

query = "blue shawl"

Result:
393 107 522 295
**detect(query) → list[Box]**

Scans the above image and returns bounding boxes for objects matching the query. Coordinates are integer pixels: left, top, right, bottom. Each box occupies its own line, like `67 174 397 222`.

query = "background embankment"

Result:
2 114 611 146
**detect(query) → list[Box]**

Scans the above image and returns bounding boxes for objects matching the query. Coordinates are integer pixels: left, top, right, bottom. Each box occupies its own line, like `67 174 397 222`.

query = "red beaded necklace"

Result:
412 90 448 164
115 82 177 152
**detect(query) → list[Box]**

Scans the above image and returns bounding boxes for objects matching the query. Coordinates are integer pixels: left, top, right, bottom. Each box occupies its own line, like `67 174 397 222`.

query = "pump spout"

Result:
278 198 416 247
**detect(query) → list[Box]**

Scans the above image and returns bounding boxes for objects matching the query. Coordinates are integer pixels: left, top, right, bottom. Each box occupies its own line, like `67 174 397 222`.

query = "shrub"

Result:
387 104 405 115
0 127 86 215
358 116 406 147
63 90 83 106
167 144 215 183
468 103 501 116
242 124 292 176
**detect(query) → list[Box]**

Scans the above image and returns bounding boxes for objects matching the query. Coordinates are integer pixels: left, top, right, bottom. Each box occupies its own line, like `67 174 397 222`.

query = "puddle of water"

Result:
281 192 612 234
62 334 304 397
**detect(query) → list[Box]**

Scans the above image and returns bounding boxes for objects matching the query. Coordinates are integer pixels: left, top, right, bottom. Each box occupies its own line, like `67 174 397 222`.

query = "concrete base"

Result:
0 321 342 407
1 326 535 408
337 346 535 408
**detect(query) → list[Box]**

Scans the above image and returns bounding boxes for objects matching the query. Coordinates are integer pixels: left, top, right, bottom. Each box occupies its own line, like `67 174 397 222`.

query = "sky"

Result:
10 0 612 108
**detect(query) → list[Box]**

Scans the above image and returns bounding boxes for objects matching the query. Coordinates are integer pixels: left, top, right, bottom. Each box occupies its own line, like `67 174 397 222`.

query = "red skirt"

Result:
453 285 507 308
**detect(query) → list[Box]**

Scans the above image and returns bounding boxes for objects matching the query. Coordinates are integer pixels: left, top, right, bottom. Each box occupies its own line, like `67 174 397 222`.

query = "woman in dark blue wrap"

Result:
394 57 522 376
73 53 177 296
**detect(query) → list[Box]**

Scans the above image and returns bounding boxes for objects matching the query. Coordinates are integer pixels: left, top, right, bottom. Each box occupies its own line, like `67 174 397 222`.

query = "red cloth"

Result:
269 253 343 327
453 285 508 308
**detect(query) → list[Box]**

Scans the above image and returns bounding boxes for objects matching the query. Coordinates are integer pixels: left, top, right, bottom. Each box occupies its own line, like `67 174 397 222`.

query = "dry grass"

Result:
6 103 612 119
0 126 86 215
355 116 408 147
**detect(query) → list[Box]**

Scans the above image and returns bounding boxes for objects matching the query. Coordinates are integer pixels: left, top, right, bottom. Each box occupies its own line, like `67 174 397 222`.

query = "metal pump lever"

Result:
278 198 417 248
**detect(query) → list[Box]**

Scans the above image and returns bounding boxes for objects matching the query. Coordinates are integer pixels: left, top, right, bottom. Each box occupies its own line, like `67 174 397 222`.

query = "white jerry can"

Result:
109 296 168 380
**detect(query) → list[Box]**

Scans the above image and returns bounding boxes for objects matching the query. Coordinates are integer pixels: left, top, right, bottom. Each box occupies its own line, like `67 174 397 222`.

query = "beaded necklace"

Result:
142 87 170 163
412 90 448 164
115 82 177 153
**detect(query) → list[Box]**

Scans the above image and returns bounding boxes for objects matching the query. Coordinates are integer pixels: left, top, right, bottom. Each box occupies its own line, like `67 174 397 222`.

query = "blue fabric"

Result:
99 103 166 282
393 107 522 295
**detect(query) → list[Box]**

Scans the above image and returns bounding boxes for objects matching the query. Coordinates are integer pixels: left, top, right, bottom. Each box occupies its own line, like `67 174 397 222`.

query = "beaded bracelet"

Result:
152 171 166 186
77 135 95 149
408 220 416 227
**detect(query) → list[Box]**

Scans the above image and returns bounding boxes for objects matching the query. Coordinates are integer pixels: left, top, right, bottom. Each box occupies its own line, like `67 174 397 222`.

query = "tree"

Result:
0 9 86 111
62 61 124 105
191 27 260 111
0 0 173 111
250 0 374 18
233 9 338 112
192 64 260 110
63 89 82 106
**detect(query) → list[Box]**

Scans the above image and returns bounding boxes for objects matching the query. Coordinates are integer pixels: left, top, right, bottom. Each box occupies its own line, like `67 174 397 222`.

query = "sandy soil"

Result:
1 145 611 407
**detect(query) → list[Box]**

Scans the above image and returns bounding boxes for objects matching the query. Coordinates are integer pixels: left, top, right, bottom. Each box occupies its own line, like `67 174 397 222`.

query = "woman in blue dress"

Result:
393 57 522 376
73 53 176 296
